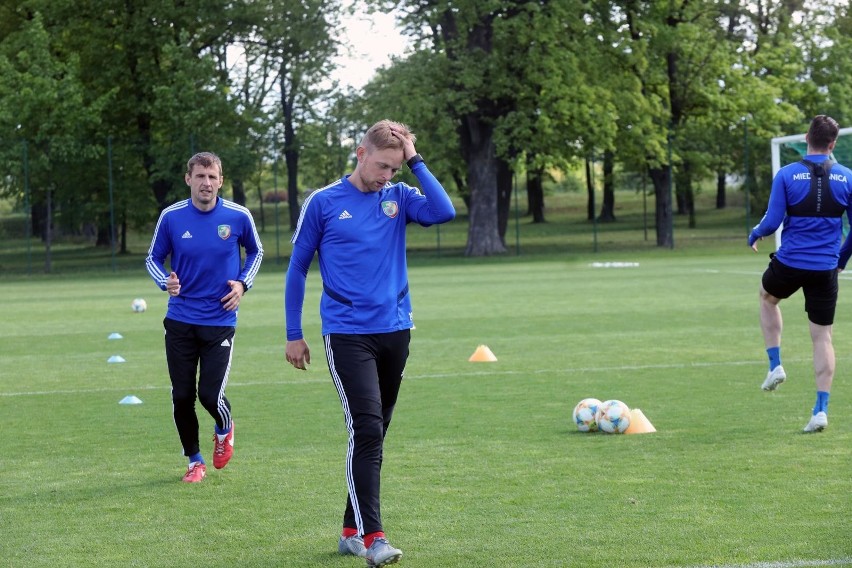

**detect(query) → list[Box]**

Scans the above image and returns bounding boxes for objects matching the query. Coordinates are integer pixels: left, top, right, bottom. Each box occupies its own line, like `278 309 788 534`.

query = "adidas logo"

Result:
181 231 193 239
221 339 231 347
338 210 352 220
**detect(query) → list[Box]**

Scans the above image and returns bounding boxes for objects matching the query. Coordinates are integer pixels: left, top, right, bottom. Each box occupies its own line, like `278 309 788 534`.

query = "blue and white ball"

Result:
572 398 602 432
596 399 631 434
131 298 147 313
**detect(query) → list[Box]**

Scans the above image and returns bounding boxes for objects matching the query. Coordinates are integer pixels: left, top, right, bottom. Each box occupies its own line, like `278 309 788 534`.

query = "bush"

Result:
263 190 288 203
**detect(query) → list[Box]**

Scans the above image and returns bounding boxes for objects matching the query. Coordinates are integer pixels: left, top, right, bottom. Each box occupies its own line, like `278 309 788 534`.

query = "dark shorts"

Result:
762 256 838 326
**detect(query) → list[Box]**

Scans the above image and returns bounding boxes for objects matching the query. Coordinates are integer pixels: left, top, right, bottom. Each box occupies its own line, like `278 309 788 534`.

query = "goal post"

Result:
768 126 852 248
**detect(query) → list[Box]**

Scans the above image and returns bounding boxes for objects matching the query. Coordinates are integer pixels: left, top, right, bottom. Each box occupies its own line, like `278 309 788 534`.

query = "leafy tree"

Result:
0 12 107 269
373 0 614 255
243 0 342 230
297 89 362 190
736 0 836 212
358 49 468 200
585 1 805 243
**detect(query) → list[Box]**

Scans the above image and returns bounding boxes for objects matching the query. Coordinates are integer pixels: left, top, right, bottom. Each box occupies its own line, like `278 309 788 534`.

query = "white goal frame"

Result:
769 127 852 248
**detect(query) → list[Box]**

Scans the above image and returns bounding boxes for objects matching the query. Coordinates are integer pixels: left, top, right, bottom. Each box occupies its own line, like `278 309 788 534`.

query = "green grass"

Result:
1 250 851 567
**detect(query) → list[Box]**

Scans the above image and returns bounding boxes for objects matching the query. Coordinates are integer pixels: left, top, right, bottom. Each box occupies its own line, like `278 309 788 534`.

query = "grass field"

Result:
2 244 851 567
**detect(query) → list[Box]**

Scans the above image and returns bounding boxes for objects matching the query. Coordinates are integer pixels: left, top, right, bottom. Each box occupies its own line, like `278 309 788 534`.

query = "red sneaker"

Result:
182 462 206 483
213 422 234 469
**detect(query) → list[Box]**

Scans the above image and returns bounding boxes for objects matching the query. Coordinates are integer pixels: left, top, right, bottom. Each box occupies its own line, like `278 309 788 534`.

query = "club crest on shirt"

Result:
218 225 232 240
381 201 399 218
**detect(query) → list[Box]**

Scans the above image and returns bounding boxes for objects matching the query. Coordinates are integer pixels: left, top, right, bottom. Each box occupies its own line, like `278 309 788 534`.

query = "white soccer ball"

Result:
572 398 602 432
596 399 631 434
131 298 147 313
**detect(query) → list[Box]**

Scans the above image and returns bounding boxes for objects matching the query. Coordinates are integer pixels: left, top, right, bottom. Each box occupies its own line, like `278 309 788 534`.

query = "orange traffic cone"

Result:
624 408 656 434
468 345 497 362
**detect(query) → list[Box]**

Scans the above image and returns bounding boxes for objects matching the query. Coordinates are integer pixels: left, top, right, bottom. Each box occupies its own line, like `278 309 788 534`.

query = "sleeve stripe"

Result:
291 181 338 243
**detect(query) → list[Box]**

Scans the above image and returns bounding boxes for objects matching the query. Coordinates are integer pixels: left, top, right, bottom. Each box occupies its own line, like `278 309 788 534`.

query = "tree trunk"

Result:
231 177 246 206
280 69 301 231
461 114 506 256
716 171 726 209
135 110 174 210
585 157 595 221
44 186 53 273
256 184 266 233
96 226 111 247
686 186 695 228
526 167 545 223
496 158 512 241
285 148 299 231
676 162 696 228
120 219 128 254
649 167 673 247
598 151 616 222
675 187 686 215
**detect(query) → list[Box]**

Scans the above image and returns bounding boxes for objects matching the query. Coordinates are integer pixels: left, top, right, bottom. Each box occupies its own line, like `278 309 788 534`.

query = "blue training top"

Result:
749 154 852 270
285 162 455 339
145 197 263 326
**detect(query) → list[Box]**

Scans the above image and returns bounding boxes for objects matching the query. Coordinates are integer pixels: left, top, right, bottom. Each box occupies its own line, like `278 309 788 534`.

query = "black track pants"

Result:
324 330 410 536
164 317 235 457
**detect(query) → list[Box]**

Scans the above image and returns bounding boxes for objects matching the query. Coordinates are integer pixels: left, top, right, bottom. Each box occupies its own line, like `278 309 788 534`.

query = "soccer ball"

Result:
131 298 147 313
596 399 631 434
572 398 602 432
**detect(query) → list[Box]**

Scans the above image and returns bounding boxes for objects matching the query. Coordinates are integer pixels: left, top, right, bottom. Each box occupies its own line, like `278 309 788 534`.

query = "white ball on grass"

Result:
572 398 602 432
596 399 631 434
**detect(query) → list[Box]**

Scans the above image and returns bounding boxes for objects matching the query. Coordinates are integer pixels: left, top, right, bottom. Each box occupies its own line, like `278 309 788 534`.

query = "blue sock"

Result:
813 391 830 415
215 423 231 436
189 452 204 465
767 347 781 371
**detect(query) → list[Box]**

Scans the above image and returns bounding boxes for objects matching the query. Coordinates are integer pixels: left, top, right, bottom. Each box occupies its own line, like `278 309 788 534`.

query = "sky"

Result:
332 6 409 90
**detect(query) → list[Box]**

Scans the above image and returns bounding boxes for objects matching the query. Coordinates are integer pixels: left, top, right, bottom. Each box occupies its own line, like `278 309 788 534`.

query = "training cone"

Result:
624 408 656 434
108 332 123 340
119 395 143 405
468 345 497 362
107 355 126 363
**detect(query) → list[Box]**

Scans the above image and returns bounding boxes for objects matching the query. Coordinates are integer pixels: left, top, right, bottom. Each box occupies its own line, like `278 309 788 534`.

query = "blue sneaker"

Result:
338 535 366 557
365 537 402 567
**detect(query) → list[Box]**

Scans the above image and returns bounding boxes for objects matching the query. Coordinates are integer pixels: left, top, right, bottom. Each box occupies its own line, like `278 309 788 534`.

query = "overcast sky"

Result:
332 5 408 89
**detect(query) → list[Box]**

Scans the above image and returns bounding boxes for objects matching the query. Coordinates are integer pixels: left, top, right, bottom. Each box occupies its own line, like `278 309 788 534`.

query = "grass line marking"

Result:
676 557 852 568
0 357 818 398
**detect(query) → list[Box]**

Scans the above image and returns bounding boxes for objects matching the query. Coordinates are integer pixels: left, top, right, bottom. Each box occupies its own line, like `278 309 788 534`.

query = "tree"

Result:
297 89 361 190
358 49 468 203
0 12 107 269
586 1 802 244
375 0 615 255
815 2 852 121
598 152 617 222
244 0 342 230
57 0 246 211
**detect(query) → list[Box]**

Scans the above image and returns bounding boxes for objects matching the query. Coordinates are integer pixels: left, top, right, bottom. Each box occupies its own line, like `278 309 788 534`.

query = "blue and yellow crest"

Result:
381 201 399 218
217 225 232 240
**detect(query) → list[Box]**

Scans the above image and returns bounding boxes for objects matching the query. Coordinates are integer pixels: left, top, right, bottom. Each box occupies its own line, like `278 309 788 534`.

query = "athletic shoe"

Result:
761 365 786 391
182 462 206 483
803 411 828 433
365 537 402 567
213 422 234 469
338 535 367 557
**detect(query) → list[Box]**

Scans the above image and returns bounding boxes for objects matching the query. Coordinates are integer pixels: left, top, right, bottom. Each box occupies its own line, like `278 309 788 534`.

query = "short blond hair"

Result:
360 120 416 151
